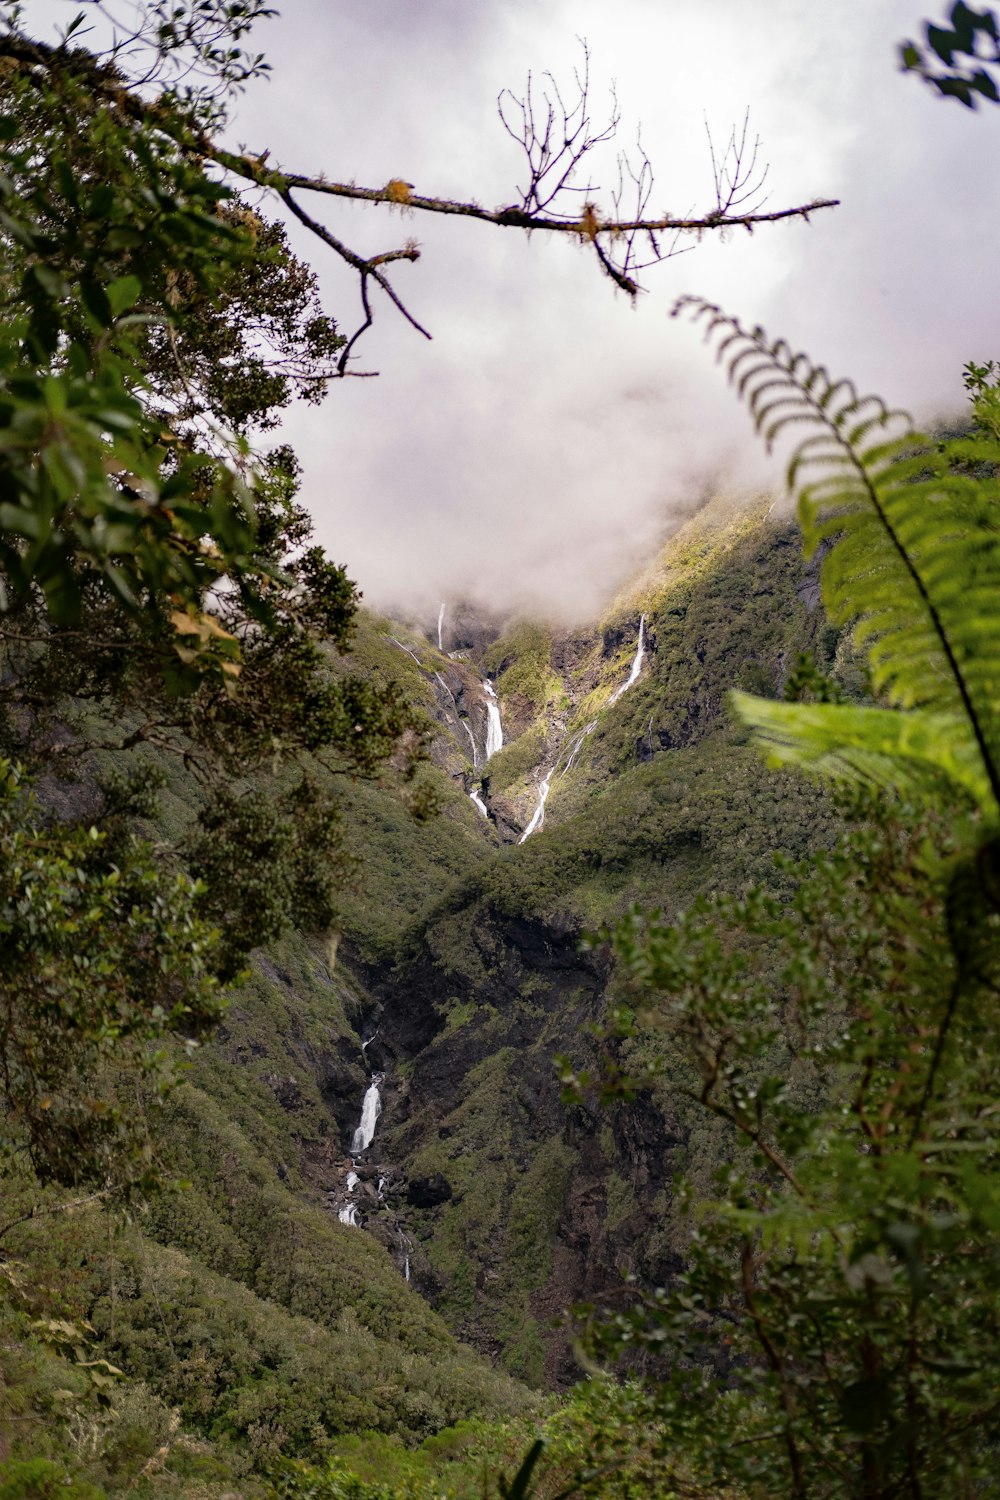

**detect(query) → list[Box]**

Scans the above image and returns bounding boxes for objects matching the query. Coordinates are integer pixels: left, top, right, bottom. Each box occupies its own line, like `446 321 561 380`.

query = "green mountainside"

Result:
2 497 854 1494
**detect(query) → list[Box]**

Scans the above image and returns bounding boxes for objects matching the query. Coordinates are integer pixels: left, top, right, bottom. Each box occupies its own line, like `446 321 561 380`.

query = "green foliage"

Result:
0 759 221 1189
272 1383 722 1500
676 301 1000 824
581 317 1000 1493
488 727 547 794
593 803 1000 1495
0 1459 106 1500
900 2 1000 107
185 781 347 982
0 7 419 1201
484 626 562 719
0 52 258 640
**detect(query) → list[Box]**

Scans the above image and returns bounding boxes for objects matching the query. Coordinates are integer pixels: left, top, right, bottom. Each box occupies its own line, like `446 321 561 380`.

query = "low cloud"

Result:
33 1 990 622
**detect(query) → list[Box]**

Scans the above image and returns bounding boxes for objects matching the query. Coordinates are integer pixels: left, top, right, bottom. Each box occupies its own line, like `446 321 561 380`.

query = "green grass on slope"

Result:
553 510 839 803
483 624 564 719
420 732 838 963
2 1073 537 1484
335 775 489 959
177 931 365 1185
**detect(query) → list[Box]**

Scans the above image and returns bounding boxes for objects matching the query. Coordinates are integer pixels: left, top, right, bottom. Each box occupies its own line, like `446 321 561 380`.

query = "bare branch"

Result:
497 38 619 219
706 109 770 220
0 1187 110 1247
0 27 838 372
277 189 429 375
268 171 836 238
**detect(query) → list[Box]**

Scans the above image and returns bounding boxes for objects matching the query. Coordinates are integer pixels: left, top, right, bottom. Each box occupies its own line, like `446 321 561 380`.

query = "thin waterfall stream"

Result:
467 681 503 819
519 616 646 843
337 1070 384 1227
335 1062 418 1285
518 766 554 843
609 614 646 704
483 681 503 759
351 1074 383 1154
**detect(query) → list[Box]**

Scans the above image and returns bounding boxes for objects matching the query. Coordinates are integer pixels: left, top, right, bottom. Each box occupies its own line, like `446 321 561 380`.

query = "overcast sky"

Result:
41 2 1000 621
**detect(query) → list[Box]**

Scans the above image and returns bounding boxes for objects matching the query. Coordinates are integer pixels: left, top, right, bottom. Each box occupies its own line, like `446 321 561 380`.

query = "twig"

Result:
0 1188 110 1246
2 28 838 373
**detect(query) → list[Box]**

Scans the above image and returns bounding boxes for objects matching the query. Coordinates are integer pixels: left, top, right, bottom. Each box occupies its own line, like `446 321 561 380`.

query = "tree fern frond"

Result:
947 843 1000 996
730 693 991 813
674 297 1000 817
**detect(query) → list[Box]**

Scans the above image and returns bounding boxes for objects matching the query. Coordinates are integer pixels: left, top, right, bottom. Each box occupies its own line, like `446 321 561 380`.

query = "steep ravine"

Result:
183 504 847 1395
342 919 668 1388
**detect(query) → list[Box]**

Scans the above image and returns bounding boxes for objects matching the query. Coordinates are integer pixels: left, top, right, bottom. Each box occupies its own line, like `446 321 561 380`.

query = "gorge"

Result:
3 492 850 1491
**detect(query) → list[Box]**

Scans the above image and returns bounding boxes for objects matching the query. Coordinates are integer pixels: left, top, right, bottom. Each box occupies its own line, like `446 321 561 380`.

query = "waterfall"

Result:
338 1203 360 1227
462 719 479 767
518 715 597 845
515 615 645 848
483 681 503 759
389 636 421 664
519 766 554 843
469 787 488 818
404 1256 410 1281
437 602 445 651
562 720 597 776
609 614 646 704
351 1075 383 1154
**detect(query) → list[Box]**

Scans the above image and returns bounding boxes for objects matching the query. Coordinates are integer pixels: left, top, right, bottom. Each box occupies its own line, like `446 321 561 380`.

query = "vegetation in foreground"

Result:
2 3 1000 1498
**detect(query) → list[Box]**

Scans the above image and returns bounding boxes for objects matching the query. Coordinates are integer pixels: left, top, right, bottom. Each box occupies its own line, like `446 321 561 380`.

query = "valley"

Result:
1 490 845 1493
5 6 998 1492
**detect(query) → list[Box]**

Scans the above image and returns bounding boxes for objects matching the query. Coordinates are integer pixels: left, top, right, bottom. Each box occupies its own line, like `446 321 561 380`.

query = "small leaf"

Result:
840 1377 893 1435
80 277 112 328
927 23 959 62
499 1440 546 1500
970 67 1000 99
107 275 143 317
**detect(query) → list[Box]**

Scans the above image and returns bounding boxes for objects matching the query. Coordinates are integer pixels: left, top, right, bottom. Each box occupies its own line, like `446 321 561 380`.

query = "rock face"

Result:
407 1173 453 1208
337 902 684 1387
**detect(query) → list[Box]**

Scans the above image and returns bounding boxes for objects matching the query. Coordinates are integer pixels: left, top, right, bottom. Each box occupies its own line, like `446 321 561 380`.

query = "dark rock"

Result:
264 1072 303 1112
407 1173 453 1208
484 790 523 845
319 1061 368 1105
796 537 829 612
602 618 643 658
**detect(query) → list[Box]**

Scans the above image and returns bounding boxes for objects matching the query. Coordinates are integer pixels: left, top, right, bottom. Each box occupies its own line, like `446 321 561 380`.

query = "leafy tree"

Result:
0 5 428 1200
0 758 222 1195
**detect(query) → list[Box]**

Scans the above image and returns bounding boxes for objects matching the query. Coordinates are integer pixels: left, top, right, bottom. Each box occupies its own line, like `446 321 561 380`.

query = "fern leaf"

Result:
674 298 1000 817
730 693 991 812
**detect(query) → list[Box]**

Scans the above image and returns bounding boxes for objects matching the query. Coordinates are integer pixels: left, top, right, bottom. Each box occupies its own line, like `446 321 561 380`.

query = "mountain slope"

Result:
1 497 854 1491
297 499 849 1384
